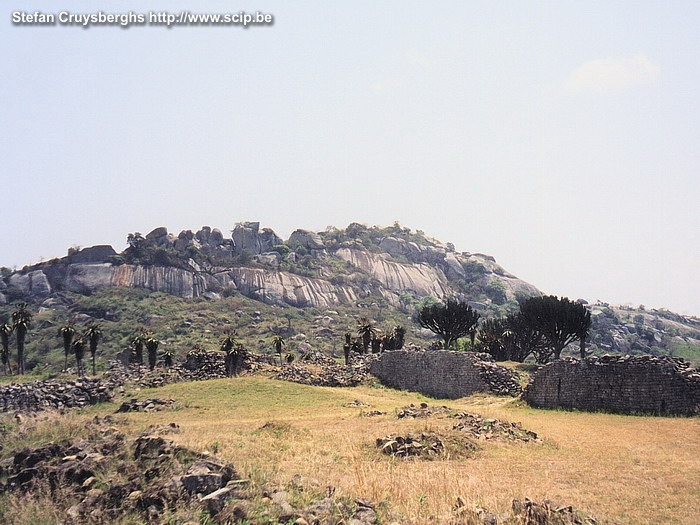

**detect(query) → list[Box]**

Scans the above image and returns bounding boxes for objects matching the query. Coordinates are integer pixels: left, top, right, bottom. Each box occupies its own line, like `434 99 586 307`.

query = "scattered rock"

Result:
362 410 387 417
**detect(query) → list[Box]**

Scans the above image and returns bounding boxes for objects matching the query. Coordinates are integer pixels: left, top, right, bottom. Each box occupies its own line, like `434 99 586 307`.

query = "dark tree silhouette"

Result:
1 322 13 375
393 325 406 350
145 336 160 370
12 304 32 375
84 323 102 375
381 325 406 352
476 318 511 361
417 299 480 349
505 313 543 363
163 350 173 368
519 295 592 361
59 322 76 372
343 343 351 365
220 332 242 376
356 318 376 354
370 337 382 354
272 335 285 365
130 329 148 366
72 337 86 376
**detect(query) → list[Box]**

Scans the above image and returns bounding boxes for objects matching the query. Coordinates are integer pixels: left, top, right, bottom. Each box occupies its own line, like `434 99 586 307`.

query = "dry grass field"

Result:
90 377 700 524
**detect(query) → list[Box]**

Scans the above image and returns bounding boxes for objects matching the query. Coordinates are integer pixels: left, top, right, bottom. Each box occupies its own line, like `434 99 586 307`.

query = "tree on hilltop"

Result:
417 299 480 349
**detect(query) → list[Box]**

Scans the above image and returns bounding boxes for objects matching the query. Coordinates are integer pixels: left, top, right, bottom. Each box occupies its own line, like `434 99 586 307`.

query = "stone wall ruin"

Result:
369 350 522 399
523 355 700 416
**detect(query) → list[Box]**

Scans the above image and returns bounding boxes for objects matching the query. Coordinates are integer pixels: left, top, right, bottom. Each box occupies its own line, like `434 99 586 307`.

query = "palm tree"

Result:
393 325 406 350
130 329 148 366
162 350 173 368
220 332 239 377
272 335 285 365
12 304 32 375
145 336 160 370
343 343 351 365
59 322 76 372
84 323 102 375
72 337 86 376
356 317 376 354
1 322 13 375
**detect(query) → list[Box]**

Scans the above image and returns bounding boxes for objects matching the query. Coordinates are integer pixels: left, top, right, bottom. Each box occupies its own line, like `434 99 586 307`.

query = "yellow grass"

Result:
85 378 700 523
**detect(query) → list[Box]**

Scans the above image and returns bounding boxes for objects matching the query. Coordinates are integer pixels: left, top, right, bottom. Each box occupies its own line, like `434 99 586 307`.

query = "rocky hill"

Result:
1 221 698 367
0 222 539 311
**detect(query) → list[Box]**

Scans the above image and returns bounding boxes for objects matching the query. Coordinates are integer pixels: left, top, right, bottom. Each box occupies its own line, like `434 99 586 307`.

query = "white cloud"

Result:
565 55 660 94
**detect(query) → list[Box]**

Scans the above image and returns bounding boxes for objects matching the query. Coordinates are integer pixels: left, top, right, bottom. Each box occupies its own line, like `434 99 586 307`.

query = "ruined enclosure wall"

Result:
369 350 521 399
523 355 700 416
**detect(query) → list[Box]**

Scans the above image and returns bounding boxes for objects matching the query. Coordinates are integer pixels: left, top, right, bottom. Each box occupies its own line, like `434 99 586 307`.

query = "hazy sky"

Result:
2 1 698 314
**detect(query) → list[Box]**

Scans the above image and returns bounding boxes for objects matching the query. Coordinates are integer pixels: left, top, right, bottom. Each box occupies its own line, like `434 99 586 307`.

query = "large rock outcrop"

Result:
336 248 450 300
214 268 358 307
65 264 205 298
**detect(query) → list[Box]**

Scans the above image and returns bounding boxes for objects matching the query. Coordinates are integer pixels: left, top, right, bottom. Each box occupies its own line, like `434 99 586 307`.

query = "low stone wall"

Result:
369 350 521 399
523 355 700 416
0 377 114 412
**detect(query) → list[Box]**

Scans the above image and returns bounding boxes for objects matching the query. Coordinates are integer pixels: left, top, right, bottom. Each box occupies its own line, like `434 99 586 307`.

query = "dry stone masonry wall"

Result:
369 350 522 399
523 355 700 416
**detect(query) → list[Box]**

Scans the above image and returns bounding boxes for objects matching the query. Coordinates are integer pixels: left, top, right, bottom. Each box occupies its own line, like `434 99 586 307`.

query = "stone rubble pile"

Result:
116 398 175 413
298 350 338 366
272 354 379 387
396 402 453 419
450 496 598 525
376 432 453 459
471 357 523 397
273 363 368 387
451 412 541 442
